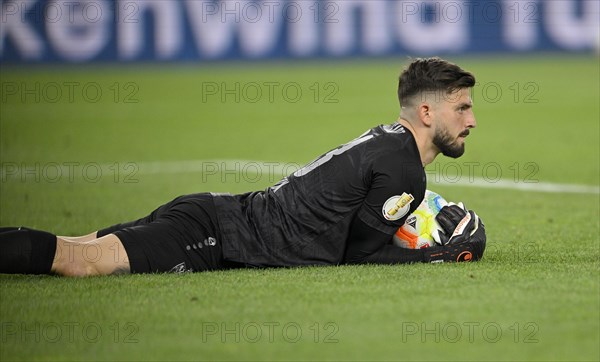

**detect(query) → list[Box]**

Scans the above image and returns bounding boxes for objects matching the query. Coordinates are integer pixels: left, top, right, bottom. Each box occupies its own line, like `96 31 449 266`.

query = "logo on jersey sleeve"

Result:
382 193 414 221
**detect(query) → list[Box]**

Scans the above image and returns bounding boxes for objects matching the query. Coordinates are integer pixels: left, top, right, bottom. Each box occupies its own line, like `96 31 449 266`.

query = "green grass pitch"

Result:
1 55 599 361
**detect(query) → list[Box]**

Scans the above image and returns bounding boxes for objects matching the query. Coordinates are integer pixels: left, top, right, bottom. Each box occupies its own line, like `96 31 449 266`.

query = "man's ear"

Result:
418 103 433 127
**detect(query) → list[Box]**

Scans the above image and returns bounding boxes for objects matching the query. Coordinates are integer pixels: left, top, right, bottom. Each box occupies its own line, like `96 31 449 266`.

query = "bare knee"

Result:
51 238 99 277
54 258 99 277
51 235 130 277
58 231 99 244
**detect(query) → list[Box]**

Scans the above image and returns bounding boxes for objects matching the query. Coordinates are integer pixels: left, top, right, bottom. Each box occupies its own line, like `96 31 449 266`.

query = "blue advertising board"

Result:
1 0 598 63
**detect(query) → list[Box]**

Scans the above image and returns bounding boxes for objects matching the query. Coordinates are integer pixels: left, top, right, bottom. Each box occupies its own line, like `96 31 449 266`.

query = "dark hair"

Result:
398 57 475 107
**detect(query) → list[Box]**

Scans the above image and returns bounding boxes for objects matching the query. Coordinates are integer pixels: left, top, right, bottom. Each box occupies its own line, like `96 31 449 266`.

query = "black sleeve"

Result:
343 217 425 264
355 149 424 235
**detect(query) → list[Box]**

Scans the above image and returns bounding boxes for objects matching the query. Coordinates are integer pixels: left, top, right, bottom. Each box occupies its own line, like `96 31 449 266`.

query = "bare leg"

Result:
58 231 98 243
51 234 131 276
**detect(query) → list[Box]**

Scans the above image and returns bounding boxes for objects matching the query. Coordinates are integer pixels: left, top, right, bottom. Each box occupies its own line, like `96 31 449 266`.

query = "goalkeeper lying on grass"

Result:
0 57 486 276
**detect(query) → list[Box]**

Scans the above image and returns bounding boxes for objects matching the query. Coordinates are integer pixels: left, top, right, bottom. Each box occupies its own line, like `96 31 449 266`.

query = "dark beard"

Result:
433 126 465 158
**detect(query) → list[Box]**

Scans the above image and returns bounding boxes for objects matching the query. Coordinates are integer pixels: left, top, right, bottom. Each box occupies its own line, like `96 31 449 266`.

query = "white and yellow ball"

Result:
393 190 448 249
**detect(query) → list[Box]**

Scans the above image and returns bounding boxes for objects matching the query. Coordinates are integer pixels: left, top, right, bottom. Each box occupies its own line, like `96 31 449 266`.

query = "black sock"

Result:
0 227 57 274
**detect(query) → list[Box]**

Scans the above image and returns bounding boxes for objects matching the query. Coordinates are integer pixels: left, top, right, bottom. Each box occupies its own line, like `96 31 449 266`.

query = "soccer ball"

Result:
393 190 448 249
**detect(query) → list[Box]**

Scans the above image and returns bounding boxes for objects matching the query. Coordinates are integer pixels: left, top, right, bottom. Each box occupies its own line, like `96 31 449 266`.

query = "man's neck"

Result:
396 117 439 166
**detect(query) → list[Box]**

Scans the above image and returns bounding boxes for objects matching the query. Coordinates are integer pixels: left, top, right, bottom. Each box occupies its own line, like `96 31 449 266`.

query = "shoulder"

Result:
366 124 421 173
365 123 419 154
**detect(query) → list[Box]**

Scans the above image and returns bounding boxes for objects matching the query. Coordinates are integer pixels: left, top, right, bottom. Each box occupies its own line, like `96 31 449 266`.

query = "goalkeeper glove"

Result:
423 204 487 263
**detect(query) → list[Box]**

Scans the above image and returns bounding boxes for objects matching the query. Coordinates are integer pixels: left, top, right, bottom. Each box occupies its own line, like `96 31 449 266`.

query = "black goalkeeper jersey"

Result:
212 122 426 267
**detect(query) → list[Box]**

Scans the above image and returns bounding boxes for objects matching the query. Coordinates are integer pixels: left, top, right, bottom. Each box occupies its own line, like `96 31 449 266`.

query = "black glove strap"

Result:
423 219 487 263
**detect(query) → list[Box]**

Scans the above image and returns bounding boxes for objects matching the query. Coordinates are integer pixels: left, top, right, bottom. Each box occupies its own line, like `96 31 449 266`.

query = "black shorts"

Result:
97 193 241 273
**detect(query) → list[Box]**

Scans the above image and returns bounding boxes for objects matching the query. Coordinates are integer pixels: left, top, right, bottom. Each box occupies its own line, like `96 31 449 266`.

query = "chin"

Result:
442 146 465 158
